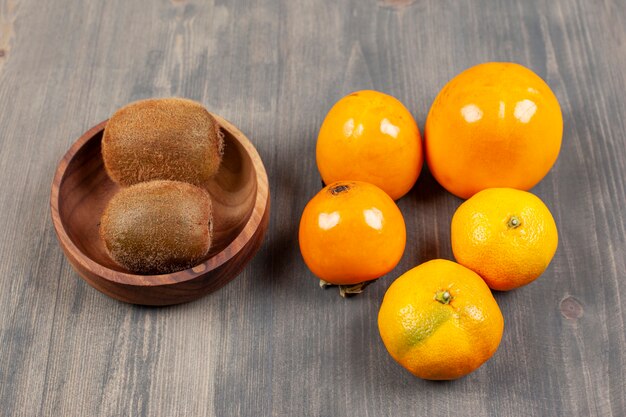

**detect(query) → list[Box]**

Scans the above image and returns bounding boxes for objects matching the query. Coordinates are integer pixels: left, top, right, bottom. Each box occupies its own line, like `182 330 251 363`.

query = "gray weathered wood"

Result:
1 0 625 415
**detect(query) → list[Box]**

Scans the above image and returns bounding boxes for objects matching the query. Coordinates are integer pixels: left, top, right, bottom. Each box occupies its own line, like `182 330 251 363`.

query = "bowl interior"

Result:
58 124 257 274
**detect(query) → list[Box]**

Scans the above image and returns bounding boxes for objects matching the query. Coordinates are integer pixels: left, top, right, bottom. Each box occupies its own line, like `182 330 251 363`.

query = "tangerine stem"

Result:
330 184 350 195
507 216 521 229
435 290 452 304
319 279 377 298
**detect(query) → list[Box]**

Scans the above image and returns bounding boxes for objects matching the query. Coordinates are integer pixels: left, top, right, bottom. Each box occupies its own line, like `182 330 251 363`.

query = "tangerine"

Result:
298 181 406 289
425 62 563 199
316 90 422 200
451 188 558 291
378 259 504 380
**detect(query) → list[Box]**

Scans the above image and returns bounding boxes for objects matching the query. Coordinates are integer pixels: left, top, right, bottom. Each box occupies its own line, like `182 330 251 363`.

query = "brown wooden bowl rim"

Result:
50 114 269 287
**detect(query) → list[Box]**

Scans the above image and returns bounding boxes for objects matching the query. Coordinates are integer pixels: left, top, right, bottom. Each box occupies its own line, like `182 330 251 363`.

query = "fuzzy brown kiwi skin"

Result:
102 98 224 188
99 180 213 275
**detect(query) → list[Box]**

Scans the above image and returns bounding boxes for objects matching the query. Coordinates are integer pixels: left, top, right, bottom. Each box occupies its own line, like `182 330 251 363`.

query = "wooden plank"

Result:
0 0 624 415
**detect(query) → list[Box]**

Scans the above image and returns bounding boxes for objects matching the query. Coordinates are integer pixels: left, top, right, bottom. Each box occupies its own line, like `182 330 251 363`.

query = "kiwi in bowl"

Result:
50 112 269 306
102 98 224 187
99 180 214 275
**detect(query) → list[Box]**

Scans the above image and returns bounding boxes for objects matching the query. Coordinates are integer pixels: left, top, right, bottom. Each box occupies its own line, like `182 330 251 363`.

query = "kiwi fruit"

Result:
100 180 213 274
102 98 224 187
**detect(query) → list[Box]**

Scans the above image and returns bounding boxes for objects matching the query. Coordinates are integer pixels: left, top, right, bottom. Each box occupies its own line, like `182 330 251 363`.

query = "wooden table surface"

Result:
1 0 625 416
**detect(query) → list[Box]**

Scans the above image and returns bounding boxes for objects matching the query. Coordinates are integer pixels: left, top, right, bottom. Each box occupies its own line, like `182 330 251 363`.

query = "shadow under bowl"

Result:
50 114 270 306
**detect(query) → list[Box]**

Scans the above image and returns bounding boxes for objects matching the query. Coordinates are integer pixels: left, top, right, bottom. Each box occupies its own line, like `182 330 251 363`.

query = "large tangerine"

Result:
425 62 563 199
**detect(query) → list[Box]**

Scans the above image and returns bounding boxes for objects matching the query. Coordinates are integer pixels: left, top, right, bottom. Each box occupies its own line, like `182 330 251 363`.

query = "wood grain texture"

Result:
0 0 625 415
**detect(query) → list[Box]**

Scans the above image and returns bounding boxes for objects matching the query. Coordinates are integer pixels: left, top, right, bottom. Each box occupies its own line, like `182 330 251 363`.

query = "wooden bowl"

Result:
50 115 270 306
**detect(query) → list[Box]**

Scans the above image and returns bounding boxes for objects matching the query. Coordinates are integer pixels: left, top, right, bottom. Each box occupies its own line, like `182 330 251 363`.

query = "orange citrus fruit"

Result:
425 62 563 199
316 90 423 200
378 259 504 380
299 181 406 286
451 188 558 291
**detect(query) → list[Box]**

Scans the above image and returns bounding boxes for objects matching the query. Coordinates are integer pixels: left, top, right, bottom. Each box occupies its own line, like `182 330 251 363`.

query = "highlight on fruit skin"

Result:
424 62 563 199
99 180 213 275
316 90 423 200
377 259 504 380
102 97 224 188
450 187 558 291
298 180 406 296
